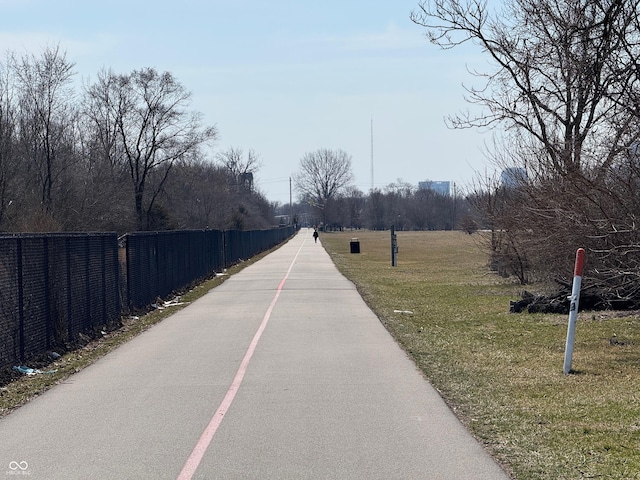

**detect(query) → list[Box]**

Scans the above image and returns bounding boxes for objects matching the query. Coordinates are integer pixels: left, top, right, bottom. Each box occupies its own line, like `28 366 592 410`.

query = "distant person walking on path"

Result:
313 229 319 243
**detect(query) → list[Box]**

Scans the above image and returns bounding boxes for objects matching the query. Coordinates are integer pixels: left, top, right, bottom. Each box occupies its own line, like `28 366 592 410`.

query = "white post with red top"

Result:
563 248 586 375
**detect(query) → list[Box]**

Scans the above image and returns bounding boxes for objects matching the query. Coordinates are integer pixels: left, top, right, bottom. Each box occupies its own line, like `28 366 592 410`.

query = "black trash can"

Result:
350 238 360 254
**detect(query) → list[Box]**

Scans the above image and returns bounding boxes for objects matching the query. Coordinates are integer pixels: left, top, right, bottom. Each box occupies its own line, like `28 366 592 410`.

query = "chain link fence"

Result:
0 226 295 369
0 233 120 369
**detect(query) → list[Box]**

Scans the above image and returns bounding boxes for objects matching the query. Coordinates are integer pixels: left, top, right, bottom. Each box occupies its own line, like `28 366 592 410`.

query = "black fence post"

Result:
65 237 73 342
16 238 24 363
43 237 52 350
84 235 91 332
101 235 107 325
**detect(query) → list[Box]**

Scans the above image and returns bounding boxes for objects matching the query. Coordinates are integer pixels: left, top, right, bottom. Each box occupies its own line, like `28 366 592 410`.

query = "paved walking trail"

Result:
0 229 510 479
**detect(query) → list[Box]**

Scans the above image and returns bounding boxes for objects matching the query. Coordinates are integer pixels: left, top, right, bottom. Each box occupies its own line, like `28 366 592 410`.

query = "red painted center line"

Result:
177 237 306 480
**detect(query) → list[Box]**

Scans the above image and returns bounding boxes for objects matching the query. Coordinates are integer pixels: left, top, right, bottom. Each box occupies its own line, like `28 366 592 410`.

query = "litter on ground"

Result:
13 365 58 376
152 297 189 310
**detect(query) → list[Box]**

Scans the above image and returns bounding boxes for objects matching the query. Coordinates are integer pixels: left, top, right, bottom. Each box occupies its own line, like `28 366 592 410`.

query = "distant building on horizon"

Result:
418 180 450 196
501 167 527 188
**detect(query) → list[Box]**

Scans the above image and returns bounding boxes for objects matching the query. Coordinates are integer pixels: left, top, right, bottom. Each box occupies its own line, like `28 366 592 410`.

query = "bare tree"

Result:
294 148 354 225
0 46 283 233
85 67 217 230
12 45 77 222
0 57 17 229
411 0 639 178
364 189 386 231
342 186 365 229
159 159 220 228
216 147 261 193
412 0 640 305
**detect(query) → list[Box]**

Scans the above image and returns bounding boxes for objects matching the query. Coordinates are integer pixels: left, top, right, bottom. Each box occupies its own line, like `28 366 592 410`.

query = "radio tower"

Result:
370 117 374 192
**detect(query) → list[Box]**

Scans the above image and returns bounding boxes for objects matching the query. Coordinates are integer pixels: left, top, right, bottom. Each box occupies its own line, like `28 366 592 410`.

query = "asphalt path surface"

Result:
0 229 510 479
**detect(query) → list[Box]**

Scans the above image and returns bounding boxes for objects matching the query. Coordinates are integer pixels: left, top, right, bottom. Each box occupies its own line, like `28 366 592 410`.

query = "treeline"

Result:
285 182 471 231
0 46 274 233
412 0 640 310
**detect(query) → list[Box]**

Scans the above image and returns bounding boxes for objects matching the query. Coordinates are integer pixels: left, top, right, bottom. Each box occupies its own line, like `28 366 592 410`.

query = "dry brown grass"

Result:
322 230 640 480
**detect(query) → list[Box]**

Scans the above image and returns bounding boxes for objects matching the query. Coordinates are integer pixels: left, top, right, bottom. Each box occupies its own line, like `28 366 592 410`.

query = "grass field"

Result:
321 230 640 480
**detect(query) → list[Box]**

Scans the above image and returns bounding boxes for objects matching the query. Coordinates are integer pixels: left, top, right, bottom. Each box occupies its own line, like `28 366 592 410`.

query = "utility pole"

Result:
289 177 293 226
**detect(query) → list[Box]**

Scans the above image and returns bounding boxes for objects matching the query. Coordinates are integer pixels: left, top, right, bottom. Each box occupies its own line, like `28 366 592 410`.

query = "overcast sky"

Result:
1 0 495 204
